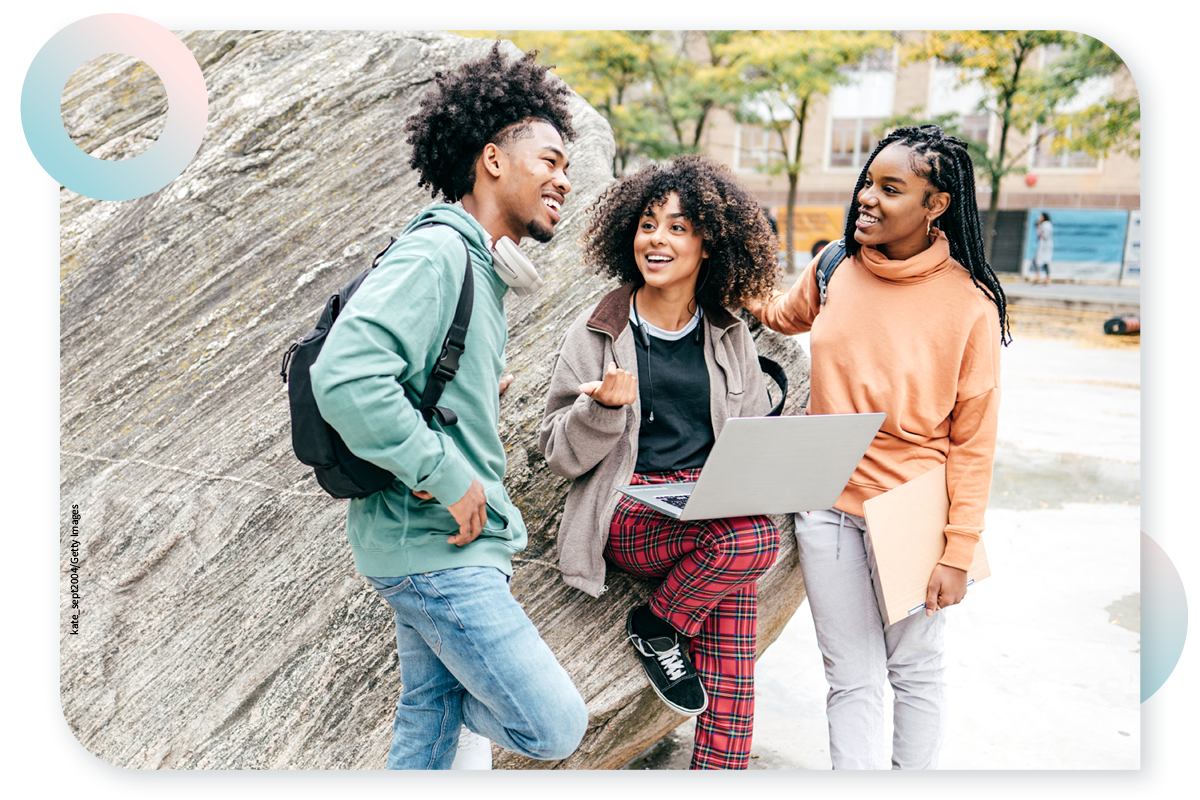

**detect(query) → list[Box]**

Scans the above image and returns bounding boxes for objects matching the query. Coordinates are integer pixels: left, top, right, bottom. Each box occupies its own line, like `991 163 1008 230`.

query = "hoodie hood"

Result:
401 203 507 294
859 227 958 285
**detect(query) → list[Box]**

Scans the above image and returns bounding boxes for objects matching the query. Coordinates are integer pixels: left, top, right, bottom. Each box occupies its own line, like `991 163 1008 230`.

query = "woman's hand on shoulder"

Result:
924 563 969 616
578 361 637 408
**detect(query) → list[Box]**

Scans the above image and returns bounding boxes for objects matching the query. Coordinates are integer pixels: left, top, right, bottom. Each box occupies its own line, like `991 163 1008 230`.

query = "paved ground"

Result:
1000 277 1141 316
629 301 1141 770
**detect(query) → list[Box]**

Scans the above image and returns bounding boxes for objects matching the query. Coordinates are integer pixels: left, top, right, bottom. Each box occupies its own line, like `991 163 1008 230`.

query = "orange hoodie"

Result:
746 231 1001 571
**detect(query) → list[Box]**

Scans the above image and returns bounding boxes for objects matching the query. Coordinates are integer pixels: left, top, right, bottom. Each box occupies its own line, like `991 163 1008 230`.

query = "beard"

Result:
526 216 556 243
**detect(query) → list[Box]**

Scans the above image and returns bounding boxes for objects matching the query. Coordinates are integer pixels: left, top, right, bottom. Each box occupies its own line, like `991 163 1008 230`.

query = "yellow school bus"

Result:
772 205 847 264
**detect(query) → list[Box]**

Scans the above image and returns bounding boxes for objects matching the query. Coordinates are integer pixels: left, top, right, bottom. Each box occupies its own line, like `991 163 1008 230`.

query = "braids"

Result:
844 124 1011 346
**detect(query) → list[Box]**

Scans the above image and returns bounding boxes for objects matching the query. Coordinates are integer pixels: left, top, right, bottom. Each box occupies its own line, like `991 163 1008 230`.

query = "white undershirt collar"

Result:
629 302 701 341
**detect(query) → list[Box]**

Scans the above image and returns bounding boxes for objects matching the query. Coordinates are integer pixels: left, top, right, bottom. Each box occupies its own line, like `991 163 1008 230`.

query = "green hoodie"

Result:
310 204 526 578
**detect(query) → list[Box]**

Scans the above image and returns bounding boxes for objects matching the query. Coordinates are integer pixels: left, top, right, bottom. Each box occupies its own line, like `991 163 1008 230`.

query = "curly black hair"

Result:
583 154 780 311
404 42 577 203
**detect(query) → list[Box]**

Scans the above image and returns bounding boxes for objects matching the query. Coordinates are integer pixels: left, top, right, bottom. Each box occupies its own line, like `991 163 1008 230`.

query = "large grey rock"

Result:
58 30 810 770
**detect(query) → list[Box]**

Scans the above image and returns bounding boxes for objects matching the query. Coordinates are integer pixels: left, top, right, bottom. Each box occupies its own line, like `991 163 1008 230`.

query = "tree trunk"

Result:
58 30 810 770
984 43 1027 263
785 171 799 273
984 190 1002 264
692 100 712 150
782 100 808 273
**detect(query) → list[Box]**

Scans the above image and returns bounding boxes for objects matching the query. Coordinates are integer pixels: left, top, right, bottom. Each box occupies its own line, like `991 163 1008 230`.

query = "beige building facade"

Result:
695 39 1140 274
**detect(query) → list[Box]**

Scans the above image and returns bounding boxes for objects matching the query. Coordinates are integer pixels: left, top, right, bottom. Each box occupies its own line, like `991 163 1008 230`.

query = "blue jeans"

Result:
366 566 588 769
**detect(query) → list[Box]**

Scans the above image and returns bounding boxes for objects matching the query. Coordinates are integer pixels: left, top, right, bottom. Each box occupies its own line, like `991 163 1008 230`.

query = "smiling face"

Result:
853 142 950 261
633 192 708 294
493 119 571 243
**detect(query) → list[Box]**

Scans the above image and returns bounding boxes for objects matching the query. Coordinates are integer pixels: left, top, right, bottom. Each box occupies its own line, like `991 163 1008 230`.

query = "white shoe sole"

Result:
449 725 493 770
644 672 709 717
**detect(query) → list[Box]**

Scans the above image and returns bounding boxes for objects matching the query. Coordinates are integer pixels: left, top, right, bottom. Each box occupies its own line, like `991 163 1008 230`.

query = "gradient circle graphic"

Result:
20 14 207 201
1141 531 1188 702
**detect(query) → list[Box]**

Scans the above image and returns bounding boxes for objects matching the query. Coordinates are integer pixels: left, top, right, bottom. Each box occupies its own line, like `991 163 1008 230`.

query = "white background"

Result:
16 4 1190 796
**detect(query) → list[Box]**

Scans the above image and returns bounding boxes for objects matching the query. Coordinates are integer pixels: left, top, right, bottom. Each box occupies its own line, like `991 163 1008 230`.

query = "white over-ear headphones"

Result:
492 236 544 297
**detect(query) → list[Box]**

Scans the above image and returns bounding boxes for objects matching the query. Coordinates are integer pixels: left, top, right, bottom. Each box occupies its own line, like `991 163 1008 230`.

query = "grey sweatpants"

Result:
796 508 947 769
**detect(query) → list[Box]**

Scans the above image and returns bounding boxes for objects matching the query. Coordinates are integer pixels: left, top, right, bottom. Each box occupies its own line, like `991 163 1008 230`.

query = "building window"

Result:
958 113 990 146
928 64 991 155
735 123 786 172
827 51 896 170
829 117 884 169
1029 65 1110 171
1032 119 1099 169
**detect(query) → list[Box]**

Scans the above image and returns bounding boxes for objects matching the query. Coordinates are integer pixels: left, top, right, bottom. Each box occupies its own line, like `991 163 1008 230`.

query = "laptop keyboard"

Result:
655 494 691 509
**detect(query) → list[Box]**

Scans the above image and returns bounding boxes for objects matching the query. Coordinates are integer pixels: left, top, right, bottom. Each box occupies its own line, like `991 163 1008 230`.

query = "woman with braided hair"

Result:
746 124 1009 769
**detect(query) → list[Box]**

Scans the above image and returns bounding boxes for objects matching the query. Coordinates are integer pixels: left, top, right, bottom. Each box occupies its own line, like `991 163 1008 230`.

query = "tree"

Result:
646 31 744 152
462 31 747 175
1039 35 1140 160
717 30 895 271
462 31 694 174
909 31 1140 261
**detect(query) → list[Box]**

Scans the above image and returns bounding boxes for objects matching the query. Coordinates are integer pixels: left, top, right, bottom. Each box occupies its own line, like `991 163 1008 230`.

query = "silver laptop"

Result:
616 412 885 521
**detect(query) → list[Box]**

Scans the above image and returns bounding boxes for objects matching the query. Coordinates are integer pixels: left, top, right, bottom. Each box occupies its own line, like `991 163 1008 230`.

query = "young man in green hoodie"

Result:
310 43 587 770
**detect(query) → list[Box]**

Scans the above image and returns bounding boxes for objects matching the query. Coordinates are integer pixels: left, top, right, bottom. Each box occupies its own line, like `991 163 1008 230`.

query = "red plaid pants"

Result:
606 468 780 770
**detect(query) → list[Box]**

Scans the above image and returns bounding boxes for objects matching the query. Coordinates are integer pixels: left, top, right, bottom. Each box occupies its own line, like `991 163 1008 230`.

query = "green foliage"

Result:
718 30 896 180
646 31 745 151
908 31 1139 188
1041 36 1141 159
465 30 741 174
712 30 895 265
874 109 991 175
877 108 960 134
907 31 1139 259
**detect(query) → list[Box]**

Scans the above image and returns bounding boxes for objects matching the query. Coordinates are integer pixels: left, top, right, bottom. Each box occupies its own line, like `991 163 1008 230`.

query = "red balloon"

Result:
1024 173 1038 187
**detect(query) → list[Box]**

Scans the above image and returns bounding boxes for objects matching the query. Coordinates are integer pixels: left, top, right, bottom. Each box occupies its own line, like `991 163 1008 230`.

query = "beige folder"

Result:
861 463 991 625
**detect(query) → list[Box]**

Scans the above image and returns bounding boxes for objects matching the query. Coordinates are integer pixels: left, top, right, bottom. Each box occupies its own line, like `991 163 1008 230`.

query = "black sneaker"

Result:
625 607 708 716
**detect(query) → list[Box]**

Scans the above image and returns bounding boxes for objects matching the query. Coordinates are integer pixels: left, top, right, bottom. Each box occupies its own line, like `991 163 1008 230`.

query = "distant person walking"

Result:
1033 212 1053 283
746 124 1010 770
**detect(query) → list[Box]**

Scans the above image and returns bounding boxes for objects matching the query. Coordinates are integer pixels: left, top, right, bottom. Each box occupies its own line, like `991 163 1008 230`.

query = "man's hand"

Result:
924 563 969 616
411 479 489 546
578 362 637 408
498 373 514 396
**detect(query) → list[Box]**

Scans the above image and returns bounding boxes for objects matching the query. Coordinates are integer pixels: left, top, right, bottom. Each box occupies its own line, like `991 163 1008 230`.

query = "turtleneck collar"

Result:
858 227 956 285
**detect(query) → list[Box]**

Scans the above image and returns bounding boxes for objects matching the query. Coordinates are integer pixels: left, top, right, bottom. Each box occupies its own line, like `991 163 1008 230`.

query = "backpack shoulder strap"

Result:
316 220 475 428
815 238 847 305
758 355 788 417
417 231 473 428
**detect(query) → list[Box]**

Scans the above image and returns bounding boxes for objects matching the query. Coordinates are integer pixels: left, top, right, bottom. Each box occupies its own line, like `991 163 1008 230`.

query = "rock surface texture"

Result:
59 30 810 770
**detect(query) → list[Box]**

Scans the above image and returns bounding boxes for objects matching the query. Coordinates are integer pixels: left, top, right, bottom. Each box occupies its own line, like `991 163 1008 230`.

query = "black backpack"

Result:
747 242 846 416
796 238 847 412
815 238 847 305
279 223 473 499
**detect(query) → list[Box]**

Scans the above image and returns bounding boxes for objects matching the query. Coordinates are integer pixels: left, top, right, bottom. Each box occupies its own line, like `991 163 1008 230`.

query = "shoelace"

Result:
629 633 690 682
653 642 688 682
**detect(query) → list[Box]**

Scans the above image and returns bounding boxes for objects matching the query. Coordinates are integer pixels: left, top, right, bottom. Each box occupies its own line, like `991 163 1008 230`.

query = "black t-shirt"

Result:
632 318 715 473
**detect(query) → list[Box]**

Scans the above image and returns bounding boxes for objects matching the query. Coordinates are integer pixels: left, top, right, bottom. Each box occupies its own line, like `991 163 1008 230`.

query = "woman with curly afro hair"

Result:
539 154 782 770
